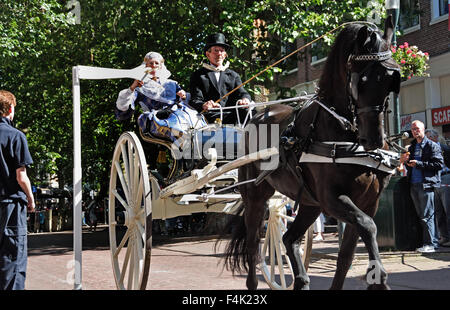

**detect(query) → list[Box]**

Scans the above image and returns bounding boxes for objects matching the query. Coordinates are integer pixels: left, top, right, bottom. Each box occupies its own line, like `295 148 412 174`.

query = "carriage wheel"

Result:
108 132 152 290
260 198 313 290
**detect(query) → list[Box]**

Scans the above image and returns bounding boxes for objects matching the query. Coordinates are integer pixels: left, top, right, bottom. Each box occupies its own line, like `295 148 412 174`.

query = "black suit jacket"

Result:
189 67 251 113
440 143 450 168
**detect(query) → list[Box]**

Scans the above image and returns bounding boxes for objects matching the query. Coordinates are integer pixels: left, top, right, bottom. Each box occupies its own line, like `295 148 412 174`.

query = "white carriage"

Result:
107 104 313 290
71 64 312 291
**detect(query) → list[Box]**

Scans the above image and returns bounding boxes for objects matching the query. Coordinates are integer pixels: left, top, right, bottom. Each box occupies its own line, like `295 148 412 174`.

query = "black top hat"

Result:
204 33 230 53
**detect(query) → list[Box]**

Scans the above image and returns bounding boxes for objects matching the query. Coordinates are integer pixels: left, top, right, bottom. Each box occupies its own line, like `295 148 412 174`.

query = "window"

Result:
281 40 298 73
431 0 449 23
398 0 420 31
438 0 449 16
311 41 329 65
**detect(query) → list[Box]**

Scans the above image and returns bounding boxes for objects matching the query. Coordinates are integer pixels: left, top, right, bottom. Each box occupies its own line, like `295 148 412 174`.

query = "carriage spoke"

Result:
273 223 287 288
132 148 140 198
133 231 141 289
127 237 136 290
269 222 276 282
135 227 144 254
112 189 130 212
119 233 133 286
135 220 146 246
114 227 132 258
137 209 146 232
128 142 137 199
114 161 131 205
134 176 144 213
262 222 270 255
120 143 131 195
136 229 145 280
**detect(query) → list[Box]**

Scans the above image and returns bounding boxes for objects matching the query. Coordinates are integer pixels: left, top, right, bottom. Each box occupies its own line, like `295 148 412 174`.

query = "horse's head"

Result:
347 16 401 150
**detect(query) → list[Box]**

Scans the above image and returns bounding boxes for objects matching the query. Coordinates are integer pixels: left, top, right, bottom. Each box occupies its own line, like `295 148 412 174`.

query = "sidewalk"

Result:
25 227 450 290
308 234 450 290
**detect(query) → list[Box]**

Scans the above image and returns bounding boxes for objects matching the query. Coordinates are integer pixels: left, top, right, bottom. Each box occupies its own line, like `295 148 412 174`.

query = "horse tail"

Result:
215 202 252 274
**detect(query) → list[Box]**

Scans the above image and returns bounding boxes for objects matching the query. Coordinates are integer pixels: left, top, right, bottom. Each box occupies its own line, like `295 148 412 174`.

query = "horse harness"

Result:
259 48 400 207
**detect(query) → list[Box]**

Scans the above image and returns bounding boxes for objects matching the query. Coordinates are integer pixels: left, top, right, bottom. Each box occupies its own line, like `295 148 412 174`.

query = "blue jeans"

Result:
410 184 439 248
0 200 28 290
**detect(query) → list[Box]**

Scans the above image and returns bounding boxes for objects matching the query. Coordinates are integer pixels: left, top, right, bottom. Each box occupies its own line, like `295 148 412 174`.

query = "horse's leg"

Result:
329 224 359 290
282 204 321 290
238 172 275 290
327 195 389 290
244 197 268 290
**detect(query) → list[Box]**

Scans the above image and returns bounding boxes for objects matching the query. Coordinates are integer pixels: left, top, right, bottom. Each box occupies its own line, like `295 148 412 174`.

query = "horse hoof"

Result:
294 282 310 290
367 283 390 290
246 279 258 291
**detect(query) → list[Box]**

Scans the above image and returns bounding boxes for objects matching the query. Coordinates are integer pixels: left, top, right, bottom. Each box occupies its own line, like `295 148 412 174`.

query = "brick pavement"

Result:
25 227 450 290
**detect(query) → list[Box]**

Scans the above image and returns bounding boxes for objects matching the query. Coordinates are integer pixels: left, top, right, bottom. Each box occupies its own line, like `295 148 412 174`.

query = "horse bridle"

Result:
346 49 396 131
305 49 397 135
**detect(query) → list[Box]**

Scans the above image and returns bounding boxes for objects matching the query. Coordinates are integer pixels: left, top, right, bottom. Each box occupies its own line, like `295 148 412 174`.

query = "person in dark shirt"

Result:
0 90 34 290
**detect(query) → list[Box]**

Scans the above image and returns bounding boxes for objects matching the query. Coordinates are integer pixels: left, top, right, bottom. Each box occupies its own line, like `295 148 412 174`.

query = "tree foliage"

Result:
0 0 386 198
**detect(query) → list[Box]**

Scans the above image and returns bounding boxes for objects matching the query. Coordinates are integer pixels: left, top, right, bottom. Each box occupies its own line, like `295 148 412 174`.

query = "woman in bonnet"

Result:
115 51 206 173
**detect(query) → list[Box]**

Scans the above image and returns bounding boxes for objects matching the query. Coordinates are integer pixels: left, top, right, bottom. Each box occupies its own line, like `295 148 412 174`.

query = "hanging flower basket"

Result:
391 42 430 81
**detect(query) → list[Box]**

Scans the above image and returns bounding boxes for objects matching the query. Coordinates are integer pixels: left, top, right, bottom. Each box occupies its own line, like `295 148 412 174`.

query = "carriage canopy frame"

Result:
72 64 148 290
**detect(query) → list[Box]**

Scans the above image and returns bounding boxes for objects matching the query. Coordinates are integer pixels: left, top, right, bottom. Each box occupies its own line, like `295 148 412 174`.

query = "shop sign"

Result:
400 112 426 131
432 106 450 126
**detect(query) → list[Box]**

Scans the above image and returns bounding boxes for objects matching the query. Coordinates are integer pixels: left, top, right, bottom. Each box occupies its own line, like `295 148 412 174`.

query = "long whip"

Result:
214 21 378 104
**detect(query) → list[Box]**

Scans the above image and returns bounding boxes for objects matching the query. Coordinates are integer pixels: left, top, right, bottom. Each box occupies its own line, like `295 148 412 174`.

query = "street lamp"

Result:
386 0 400 134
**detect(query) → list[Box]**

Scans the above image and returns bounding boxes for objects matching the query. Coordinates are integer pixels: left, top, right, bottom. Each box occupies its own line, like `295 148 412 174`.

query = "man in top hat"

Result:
189 33 252 124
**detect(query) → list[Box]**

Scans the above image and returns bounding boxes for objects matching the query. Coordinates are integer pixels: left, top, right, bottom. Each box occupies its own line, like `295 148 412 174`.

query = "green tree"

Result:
1 0 387 199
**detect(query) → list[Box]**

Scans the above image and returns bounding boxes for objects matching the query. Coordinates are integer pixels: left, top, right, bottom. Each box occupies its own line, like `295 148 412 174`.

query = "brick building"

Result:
274 0 450 142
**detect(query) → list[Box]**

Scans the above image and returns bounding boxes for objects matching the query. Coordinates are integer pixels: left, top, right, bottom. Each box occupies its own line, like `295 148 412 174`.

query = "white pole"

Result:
70 64 147 290
72 66 83 290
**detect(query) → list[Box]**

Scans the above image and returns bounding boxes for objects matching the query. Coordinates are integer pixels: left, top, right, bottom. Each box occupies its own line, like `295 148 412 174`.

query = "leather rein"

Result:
313 49 395 134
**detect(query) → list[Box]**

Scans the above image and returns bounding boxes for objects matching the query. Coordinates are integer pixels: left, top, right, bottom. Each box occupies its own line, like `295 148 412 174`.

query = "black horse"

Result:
222 16 401 290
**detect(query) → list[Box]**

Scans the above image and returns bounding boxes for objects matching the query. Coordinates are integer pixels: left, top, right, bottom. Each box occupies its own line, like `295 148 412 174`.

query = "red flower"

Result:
404 42 409 48
399 45 405 49
412 54 416 58
406 49 412 54
401 59 406 64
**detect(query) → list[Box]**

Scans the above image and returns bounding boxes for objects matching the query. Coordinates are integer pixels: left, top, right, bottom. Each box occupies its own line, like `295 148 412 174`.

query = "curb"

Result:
311 248 450 265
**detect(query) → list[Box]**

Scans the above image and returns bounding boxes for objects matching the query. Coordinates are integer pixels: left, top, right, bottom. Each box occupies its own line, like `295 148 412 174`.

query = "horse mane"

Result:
317 23 385 103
